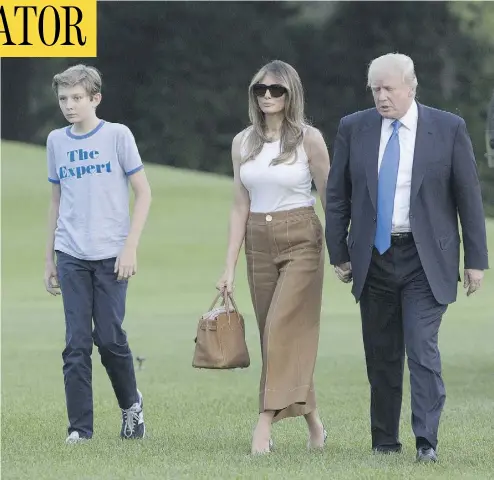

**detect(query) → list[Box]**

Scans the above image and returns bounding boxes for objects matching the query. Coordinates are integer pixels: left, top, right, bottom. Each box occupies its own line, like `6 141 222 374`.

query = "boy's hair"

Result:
52 64 102 97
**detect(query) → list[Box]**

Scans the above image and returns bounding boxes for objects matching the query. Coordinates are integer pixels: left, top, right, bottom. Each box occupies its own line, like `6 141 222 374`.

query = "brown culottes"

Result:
244 206 324 422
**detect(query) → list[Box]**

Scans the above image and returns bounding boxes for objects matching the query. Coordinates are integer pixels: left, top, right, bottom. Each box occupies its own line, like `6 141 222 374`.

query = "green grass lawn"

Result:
1 140 493 479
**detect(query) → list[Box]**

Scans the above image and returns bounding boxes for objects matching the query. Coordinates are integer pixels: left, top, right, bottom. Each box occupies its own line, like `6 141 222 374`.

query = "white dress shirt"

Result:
378 100 418 233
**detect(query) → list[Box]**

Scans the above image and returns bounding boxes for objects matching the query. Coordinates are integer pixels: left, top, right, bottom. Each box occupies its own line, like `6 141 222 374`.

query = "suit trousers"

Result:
359 234 447 450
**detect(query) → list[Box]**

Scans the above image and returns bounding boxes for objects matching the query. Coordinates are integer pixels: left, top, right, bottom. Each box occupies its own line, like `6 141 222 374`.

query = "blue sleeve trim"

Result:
48 177 60 184
126 165 144 176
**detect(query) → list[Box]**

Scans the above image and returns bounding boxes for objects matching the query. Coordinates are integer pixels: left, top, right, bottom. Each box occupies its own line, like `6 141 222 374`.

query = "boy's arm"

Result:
115 170 152 281
44 184 61 295
45 183 61 262
126 170 152 251
114 126 152 281
44 134 62 295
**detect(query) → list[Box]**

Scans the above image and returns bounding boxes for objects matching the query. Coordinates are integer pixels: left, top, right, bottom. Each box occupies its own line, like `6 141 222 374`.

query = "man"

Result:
325 53 488 462
44 64 152 443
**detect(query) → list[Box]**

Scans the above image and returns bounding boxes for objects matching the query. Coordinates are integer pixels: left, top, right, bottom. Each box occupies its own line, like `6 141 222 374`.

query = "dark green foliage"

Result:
1 1 493 211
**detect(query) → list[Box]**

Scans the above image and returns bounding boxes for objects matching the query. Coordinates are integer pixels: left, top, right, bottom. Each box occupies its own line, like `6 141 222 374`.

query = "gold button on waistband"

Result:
266 214 272 222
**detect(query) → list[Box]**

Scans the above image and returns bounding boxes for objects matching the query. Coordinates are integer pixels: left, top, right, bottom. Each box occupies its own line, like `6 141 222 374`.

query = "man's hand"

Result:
464 269 484 296
44 261 61 296
115 246 137 281
335 262 352 283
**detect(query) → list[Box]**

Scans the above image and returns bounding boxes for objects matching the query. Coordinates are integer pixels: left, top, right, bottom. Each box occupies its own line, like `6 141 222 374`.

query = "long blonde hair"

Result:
242 60 308 166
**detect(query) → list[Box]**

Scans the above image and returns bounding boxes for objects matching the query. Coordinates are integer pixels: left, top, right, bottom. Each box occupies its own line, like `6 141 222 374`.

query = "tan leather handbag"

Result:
192 291 250 369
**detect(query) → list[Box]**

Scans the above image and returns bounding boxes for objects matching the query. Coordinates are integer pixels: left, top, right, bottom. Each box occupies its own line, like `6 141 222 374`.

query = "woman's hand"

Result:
216 269 235 294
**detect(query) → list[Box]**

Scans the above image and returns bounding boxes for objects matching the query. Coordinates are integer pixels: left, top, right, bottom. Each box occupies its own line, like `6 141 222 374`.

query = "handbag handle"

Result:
222 290 239 314
209 292 222 310
208 290 239 313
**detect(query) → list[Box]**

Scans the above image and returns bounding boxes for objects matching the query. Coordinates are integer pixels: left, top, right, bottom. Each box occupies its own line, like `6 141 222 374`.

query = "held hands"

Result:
114 246 137 281
334 262 352 283
44 261 61 296
464 269 483 296
216 269 235 294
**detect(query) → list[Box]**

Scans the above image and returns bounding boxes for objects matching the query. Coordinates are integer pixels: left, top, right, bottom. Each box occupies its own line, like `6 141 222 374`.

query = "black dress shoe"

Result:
416 446 438 462
373 444 402 454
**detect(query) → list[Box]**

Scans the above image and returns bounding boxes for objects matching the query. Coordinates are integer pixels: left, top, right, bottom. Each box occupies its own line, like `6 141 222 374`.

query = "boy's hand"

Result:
44 261 61 296
115 246 137 281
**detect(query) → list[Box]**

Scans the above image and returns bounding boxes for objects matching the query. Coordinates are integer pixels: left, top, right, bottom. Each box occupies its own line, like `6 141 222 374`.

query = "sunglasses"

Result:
252 83 287 98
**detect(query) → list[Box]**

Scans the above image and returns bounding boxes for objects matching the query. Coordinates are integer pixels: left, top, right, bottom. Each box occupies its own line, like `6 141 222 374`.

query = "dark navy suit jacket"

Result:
325 103 489 305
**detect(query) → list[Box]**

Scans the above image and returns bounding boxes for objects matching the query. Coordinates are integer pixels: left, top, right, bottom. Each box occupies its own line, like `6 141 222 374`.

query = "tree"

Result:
1 59 33 141
449 2 494 214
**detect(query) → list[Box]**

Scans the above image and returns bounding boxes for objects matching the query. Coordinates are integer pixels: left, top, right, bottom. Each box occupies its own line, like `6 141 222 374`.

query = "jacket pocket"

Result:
439 233 460 251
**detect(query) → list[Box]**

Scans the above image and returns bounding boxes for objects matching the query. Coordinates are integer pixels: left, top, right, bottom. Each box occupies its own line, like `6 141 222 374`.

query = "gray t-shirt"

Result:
47 120 144 260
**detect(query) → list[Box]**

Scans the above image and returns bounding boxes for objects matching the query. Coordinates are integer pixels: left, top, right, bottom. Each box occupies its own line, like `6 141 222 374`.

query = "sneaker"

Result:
65 431 89 444
120 389 145 439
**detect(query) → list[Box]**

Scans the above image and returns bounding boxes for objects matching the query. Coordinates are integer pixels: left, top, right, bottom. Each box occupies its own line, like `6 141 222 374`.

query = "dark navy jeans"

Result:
56 250 139 438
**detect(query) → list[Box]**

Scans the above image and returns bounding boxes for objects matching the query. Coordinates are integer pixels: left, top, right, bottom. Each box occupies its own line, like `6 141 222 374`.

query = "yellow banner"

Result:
0 0 97 57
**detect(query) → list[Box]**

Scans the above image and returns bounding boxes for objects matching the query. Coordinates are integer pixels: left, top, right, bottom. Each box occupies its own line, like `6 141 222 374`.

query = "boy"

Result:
43 64 152 444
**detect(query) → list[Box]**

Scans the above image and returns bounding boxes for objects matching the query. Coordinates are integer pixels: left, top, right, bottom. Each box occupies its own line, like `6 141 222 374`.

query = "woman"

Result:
216 60 330 455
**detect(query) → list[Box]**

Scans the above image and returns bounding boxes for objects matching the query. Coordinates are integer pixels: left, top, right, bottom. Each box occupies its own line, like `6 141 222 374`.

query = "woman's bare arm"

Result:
305 126 331 212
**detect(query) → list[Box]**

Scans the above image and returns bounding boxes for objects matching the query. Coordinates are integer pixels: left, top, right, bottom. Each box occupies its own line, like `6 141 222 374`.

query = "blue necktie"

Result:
374 120 401 254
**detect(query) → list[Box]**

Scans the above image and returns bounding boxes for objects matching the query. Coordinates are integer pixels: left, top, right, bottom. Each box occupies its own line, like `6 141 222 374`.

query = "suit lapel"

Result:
362 103 435 211
410 103 435 205
362 109 382 212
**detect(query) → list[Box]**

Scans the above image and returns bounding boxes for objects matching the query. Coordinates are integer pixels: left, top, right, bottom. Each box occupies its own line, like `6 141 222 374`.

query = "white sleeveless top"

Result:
239 129 316 213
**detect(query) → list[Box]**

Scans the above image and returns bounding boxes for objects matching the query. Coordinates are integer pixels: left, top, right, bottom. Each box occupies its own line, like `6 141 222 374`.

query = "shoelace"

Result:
122 405 140 438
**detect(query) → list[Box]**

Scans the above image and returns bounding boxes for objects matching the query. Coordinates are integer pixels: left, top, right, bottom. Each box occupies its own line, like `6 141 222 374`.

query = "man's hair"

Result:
52 64 102 97
367 53 418 92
